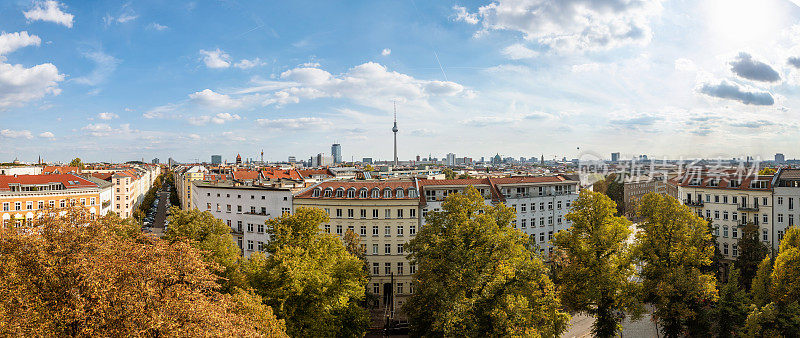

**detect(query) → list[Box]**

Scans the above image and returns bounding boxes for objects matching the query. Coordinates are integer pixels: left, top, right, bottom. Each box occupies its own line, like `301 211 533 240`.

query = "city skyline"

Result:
3 1 800 162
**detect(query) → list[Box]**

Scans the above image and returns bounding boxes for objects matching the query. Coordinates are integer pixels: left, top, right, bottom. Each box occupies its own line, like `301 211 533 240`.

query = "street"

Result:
149 189 170 237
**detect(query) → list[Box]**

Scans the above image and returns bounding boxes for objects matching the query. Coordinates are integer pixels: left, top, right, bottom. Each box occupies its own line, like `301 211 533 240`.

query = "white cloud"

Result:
571 63 601 72
381 48 391 56
453 5 479 24
103 4 137 26
501 43 538 60
74 50 120 86
0 31 41 55
188 133 201 140
1 129 34 139
97 112 118 120
39 131 54 138
460 0 663 52
188 113 242 126
674 58 697 72
0 32 63 109
23 1 74 28
189 89 241 108
234 58 264 69
222 131 245 142
147 22 168 31
256 117 332 130
81 123 134 136
199 49 231 69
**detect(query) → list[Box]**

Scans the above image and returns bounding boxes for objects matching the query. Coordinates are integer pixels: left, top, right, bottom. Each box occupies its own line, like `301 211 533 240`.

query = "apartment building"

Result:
418 175 580 254
175 166 208 210
190 180 293 257
677 170 773 260
109 165 161 218
293 181 420 319
623 175 668 218
772 168 800 250
0 174 102 226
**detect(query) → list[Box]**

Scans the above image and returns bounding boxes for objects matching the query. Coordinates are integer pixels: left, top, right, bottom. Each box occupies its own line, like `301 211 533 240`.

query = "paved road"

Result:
564 311 659 338
150 191 170 236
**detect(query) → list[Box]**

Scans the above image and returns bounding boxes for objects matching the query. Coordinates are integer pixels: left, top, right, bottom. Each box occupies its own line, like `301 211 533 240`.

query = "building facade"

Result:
623 175 667 218
191 181 293 257
0 174 102 226
677 171 773 260
294 181 420 319
772 168 800 251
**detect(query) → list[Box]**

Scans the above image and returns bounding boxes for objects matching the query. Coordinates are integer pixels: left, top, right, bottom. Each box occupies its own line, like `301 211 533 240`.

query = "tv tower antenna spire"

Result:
392 101 399 167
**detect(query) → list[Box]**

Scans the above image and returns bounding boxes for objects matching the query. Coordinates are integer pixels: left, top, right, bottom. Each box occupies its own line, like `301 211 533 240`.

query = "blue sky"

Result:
2 0 800 163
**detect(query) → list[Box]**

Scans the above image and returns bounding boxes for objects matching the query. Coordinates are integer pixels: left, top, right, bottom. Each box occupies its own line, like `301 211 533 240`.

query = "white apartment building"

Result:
175 166 208 210
190 180 293 257
418 175 580 254
677 170 773 260
772 168 800 250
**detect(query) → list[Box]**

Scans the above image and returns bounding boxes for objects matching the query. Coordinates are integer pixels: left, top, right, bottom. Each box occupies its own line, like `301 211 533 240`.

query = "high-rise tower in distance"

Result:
331 143 342 164
392 102 398 167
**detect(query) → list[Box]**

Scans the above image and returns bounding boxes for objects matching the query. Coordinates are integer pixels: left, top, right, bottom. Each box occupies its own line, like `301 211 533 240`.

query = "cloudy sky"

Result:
2 0 800 163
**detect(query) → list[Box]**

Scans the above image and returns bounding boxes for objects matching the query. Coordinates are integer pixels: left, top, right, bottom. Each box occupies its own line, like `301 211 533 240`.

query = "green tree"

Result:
404 186 569 337
712 268 749 337
69 157 84 169
634 193 718 338
245 208 368 337
736 222 769 289
704 217 725 280
163 207 244 293
750 255 773 308
552 190 639 337
457 173 474 179
758 167 776 175
442 168 456 179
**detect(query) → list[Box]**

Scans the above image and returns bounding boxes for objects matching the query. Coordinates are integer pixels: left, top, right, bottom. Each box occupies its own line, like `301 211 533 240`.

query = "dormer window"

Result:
323 188 332 197
750 180 767 189
729 180 741 188
383 188 392 198
359 189 367 198
312 189 321 197
408 188 418 198
335 188 344 197
347 188 356 198
371 188 380 198
396 188 404 198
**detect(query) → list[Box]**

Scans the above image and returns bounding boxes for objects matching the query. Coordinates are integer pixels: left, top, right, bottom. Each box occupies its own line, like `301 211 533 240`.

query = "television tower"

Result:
392 102 399 167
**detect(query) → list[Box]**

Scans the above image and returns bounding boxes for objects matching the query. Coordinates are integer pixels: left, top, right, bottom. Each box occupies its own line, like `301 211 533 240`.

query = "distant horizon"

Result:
3 1 800 163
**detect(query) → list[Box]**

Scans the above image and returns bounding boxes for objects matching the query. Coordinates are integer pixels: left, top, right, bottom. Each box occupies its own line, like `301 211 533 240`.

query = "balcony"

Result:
231 227 244 235
737 205 759 212
684 199 704 207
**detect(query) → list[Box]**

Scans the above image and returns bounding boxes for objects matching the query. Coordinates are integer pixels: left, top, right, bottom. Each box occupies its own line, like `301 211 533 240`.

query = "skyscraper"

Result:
211 155 222 165
235 154 242 165
446 153 456 166
331 143 342 164
611 152 620 162
392 103 399 166
776 153 786 163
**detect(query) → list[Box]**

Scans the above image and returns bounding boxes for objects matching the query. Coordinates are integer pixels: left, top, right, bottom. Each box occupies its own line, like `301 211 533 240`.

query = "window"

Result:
723 243 729 255
521 219 527 228
360 209 366 218
336 225 343 235
714 211 719 220
385 209 391 218
763 214 768 224
723 226 729 238
372 263 379 275
385 262 391 275
397 243 404 253
396 189 404 198
384 189 392 198
247 240 254 251
723 211 728 220
397 283 404 294
521 204 527 212
548 231 553 240
779 230 785 241
360 226 367 236
723 196 728 204
715 226 719 236
237 205 242 212
371 189 380 198
336 209 342 218
258 223 264 233
359 189 367 198
397 226 404 236
257 241 263 251
531 203 536 212
548 201 553 210
557 201 562 209
732 227 738 239
1 202 7 211
714 195 719 203
246 222 252 232
373 283 380 294
763 229 769 242
763 197 768 206
778 197 784 205
372 209 379 218
26 201 33 210
539 232 545 242
385 244 391 254
226 204 231 212
347 209 354 218
373 226 379 236
335 189 344 198
347 189 355 198
397 209 404 218
779 214 784 223
385 226 391 237
733 244 738 257
372 244 378 255
410 262 417 274
410 209 416 218
410 225 417 235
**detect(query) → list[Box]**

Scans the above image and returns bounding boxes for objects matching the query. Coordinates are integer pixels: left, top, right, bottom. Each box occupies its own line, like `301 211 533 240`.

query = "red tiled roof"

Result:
42 166 81 174
90 172 113 181
261 168 303 180
232 170 260 180
676 171 773 190
0 174 97 191
298 169 333 178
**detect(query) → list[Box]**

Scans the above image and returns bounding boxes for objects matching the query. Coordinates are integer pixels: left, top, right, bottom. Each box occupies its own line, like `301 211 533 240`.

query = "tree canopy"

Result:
0 207 286 336
68 157 84 169
634 193 718 338
404 186 570 337
245 207 368 337
552 190 638 337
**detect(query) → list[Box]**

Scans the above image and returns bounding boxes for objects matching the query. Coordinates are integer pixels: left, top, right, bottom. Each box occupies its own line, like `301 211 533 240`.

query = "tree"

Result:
245 208 368 337
704 217 725 281
457 173 474 179
69 157 84 169
634 193 718 338
758 167 776 175
750 255 773 308
736 222 769 289
592 173 624 215
442 168 456 179
404 186 570 337
552 190 638 337
163 207 244 293
0 207 286 336
712 268 750 337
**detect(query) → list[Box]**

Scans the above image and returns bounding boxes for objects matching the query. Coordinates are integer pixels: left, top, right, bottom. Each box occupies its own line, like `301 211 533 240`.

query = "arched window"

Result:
347 188 356 198
396 188 404 198
359 188 368 198
383 188 392 198
312 188 321 197
371 188 380 198
335 188 344 197
323 188 332 197
408 188 418 198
